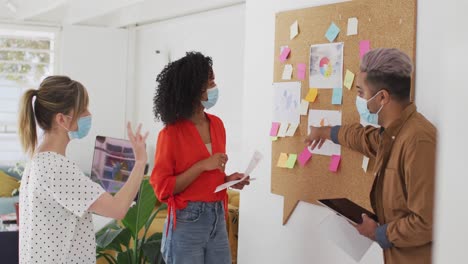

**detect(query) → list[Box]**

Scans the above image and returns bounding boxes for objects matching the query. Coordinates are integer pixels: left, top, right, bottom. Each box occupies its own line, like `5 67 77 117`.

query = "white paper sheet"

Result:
285 123 299 137
214 151 263 193
273 82 301 124
290 20 299 39
347 17 359 36
277 122 289 137
282 64 293 80
308 109 342 156
299 99 309 115
318 213 374 262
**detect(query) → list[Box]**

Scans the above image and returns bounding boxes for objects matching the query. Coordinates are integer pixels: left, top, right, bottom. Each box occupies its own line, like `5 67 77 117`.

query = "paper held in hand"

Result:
214 150 263 193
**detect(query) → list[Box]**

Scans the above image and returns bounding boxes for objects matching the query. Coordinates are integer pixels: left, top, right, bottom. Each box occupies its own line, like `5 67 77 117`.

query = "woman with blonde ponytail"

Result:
18 76 149 264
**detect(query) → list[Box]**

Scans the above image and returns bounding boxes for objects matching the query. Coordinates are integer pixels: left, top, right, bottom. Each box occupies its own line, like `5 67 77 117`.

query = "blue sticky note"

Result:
332 88 343 105
325 22 340 42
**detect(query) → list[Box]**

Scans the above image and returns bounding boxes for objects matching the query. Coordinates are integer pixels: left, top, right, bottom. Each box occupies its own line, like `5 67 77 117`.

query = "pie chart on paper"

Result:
319 57 333 78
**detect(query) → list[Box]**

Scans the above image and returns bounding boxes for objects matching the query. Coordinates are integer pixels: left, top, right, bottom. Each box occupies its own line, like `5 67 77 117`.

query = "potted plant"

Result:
9 162 25 225
96 179 166 264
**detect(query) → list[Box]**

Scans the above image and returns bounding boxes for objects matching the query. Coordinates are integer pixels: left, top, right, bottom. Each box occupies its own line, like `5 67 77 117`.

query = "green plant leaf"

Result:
142 204 167 243
96 226 124 249
145 232 163 243
96 221 119 238
113 228 132 251
122 179 157 236
116 250 133 264
141 239 164 264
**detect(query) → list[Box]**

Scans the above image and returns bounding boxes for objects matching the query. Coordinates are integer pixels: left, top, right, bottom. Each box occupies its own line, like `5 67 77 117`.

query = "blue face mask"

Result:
355 91 384 125
63 115 92 140
201 87 219 109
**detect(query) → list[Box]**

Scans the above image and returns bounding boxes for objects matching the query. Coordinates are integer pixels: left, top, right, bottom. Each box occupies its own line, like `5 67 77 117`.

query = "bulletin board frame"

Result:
271 0 417 225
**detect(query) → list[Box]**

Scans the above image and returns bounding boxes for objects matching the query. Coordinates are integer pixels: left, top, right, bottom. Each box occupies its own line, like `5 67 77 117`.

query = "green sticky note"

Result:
286 154 298 169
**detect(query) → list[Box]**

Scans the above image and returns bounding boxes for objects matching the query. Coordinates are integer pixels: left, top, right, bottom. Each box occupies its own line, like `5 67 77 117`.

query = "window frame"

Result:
0 23 61 165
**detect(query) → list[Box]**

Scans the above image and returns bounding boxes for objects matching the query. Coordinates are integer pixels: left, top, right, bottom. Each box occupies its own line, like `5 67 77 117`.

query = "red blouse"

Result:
150 113 228 234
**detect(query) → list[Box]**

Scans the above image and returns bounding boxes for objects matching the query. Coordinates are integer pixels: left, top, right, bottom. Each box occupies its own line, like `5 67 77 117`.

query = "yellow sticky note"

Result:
271 136 278 141
305 88 318 102
286 154 297 169
277 153 288 168
344 70 355 90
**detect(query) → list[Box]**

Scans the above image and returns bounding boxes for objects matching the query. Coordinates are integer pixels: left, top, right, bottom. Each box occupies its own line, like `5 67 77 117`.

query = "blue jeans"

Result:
161 201 232 264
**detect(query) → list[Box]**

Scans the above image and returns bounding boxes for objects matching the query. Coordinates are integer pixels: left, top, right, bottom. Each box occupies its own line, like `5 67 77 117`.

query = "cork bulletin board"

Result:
271 0 417 225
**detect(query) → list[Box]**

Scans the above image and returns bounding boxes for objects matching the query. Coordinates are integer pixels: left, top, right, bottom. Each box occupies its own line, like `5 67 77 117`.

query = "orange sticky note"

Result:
305 88 318 102
277 153 288 168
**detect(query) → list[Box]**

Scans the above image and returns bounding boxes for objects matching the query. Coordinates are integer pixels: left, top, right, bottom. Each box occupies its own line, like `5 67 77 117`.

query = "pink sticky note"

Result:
329 155 341 172
360 40 371 59
279 47 291 62
297 63 306 80
270 122 280 136
298 147 313 166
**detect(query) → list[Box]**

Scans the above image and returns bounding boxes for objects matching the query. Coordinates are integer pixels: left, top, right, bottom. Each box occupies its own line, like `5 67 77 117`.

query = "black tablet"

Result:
318 198 378 225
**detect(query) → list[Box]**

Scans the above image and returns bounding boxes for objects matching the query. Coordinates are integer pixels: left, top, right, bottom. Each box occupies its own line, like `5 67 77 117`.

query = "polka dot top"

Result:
19 152 105 264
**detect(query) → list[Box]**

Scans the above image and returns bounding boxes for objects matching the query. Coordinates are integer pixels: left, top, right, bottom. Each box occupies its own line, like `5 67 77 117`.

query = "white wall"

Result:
432 1 468 263
59 25 129 173
133 4 245 173
238 1 441 263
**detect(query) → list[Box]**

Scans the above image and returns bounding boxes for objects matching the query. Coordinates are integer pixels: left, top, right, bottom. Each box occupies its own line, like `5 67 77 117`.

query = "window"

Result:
0 28 56 165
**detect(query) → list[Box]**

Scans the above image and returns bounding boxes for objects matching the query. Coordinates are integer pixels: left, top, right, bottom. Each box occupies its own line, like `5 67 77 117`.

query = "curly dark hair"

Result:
153 51 213 125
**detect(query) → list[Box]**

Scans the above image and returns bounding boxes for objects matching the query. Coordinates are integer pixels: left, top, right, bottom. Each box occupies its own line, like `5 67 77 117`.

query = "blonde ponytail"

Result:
18 89 38 156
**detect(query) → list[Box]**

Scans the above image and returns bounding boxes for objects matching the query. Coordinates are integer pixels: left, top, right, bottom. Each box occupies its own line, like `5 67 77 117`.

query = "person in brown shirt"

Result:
305 48 436 264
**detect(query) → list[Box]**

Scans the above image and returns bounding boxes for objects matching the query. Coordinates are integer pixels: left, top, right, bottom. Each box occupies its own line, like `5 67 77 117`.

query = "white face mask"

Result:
60 115 92 140
355 91 384 125
201 86 219 109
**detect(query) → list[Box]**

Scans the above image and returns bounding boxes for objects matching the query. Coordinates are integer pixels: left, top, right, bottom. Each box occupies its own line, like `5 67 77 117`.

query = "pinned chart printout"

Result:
308 110 342 156
347 17 358 36
309 43 344 89
214 151 263 193
273 82 301 125
325 22 340 42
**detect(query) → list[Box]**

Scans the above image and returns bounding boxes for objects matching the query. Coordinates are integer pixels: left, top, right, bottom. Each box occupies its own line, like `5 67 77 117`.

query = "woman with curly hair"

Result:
150 52 249 264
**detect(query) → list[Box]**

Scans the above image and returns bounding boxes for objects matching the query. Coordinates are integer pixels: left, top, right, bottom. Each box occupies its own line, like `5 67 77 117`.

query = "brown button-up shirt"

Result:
337 103 437 264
